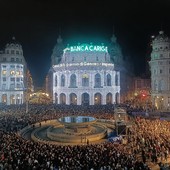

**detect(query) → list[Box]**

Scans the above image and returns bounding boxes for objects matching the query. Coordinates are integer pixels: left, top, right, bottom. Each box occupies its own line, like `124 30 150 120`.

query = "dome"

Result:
152 31 169 44
5 37 22 49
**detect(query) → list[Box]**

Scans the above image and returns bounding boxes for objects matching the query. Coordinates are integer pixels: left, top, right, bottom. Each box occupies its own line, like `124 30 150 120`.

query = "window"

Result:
6 50 9 54
11 58 14 62
11 50 14 54
16 65 20 68
115 74 119 86
16 58 19 62
10 65 15 68
16 84 20 88
16 51 19 55
2 84 6 90
168 97 170 104
160 69 162 74
2 58 6 61
72 57 74 62
3 77 6 81
154 69 156 74
16 71 20 75
158 80 164 91
160 54 163 58
11 94 16 104
2 65 6 68
82 74 89 87
96 56 99 61
106 74 111 86
10 84 15 90
10 78 15 81
2 70 6 75
154 80 158 91
61 75 65 87
94 73 101 87
70 74 77 88
84 57 86 62
10 71 15 75
55 76 57 86
16 78 20 82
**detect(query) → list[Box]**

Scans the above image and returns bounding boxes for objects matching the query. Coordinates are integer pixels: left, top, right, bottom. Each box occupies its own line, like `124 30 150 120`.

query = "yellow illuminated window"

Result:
10 71 15 75
16 71 20 75
2 70 6 75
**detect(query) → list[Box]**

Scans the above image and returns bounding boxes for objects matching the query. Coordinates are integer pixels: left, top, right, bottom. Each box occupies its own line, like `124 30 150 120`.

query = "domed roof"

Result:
152 31 169 44
5 37 22 49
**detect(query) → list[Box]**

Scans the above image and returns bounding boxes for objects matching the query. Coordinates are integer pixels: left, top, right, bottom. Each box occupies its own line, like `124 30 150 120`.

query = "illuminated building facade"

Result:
149 31 170 110
51 36 120 105
0 37 26 105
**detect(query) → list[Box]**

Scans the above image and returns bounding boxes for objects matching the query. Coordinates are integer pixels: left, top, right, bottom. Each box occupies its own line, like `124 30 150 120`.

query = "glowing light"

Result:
64 44 108 53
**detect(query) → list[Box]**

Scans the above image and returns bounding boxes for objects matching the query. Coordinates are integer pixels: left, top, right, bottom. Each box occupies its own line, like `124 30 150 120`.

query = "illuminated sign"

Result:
65 44 108 52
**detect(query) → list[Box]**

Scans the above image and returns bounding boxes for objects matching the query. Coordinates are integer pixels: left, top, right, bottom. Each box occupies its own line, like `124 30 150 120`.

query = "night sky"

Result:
0 0 170 87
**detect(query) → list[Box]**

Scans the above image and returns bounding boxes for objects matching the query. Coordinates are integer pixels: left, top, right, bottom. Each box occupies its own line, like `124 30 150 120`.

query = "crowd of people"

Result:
0 104 170 170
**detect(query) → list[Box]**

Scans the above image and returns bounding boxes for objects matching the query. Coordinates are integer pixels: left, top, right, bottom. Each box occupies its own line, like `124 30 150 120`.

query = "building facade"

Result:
149 31 170 110
52 40 120 105
0 37 27 105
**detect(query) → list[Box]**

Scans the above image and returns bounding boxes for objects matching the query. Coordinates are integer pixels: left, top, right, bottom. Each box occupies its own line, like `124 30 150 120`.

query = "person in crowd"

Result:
0 103 169 169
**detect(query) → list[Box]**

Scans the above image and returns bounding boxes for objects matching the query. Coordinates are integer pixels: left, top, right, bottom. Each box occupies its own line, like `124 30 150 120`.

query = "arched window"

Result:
115 74 118 86
16 94 20 104
106 93 112 104
82 74 89 86
70 74 77 88
60 93 66 104
94 73 101 87
94 93 102 105
106 74 111 86
2 94 7 104
10 95 15 104
70 93 77 105
61 75 65 87
55 75 57 86
82 93 89 105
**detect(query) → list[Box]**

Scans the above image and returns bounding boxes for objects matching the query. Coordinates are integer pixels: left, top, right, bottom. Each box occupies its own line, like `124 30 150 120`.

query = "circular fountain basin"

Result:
58 116 97 127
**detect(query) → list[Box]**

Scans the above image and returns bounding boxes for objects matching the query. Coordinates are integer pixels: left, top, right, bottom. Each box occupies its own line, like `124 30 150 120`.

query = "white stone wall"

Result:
150 31 170 110
0 41 26 105
52 63 120 105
